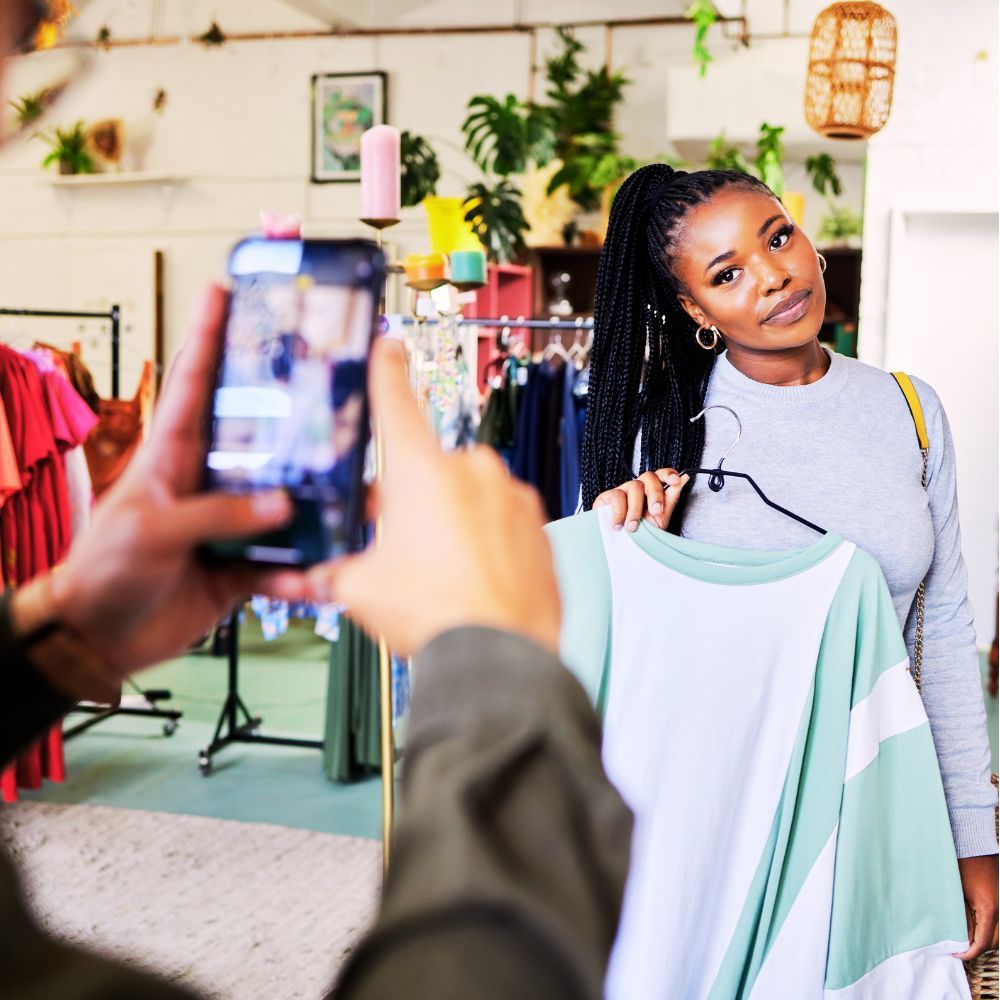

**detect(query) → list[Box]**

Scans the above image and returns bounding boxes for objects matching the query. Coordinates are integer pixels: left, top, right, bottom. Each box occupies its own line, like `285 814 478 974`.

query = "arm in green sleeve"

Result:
333 626 633 1000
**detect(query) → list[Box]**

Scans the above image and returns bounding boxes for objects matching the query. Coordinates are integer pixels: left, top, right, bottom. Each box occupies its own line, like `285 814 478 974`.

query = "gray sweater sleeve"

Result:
909 379 997 857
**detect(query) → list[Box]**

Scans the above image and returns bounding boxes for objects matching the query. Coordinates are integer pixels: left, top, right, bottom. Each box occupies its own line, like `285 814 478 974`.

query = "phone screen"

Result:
203 238 385 566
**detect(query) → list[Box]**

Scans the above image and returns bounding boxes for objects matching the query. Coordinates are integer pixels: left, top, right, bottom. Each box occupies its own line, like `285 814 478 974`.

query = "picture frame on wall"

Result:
311 71 387 183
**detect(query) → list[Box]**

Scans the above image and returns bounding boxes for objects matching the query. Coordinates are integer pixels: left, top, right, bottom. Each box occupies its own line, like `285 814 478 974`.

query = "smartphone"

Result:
202 237 386 567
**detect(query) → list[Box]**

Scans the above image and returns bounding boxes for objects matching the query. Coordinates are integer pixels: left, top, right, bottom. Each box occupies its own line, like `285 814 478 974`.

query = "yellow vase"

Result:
422 196 483 256
781 191 806 228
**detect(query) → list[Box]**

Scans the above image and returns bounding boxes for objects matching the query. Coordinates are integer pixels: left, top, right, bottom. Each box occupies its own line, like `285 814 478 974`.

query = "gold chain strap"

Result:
912 446 929 692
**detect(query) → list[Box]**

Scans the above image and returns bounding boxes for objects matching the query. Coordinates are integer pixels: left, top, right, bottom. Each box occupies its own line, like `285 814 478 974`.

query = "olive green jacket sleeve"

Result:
333 627 632 1000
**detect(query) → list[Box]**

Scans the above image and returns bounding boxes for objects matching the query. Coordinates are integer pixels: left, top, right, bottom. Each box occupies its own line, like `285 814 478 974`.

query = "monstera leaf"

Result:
755 123 785 196
400 130 441 208
462 95 554 177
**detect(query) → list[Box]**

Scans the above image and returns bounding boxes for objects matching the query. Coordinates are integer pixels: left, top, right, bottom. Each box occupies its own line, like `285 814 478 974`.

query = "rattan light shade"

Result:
805 2 897 140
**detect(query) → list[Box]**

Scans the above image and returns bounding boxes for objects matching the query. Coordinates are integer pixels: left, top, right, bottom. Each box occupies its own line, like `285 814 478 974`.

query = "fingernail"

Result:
252 490 291 521
650 501 663 514
681 474 690 484
626 520 639 532
308 568 333 603
666 474 680 486
611 522 623 532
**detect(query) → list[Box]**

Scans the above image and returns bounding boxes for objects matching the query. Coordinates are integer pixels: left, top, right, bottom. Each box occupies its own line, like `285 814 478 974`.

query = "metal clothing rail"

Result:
0 306 121 397
0 303 182 740
400 316 593 330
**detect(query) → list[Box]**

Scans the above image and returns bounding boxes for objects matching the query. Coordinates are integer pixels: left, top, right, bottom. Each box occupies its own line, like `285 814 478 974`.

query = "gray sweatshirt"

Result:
634 347 995 858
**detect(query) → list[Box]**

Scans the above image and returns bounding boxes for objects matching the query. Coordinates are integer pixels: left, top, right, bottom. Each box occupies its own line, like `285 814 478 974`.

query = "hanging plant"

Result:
197 21 226 46
464 179 528 264
686 0 718 78
38 121 95 175
805 153 843 199
754 123 785 196
10 89 51 129
400 130 441 208
462 95 553 177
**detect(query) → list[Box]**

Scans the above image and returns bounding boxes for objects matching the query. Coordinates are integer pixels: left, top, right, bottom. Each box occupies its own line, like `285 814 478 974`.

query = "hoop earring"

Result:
695 325 721 351
817 252 827 273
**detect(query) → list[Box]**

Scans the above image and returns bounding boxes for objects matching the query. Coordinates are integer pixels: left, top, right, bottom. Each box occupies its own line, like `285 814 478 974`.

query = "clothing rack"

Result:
0 306 121 398
0 304 182 740
197 610 323 776
198 315 597 776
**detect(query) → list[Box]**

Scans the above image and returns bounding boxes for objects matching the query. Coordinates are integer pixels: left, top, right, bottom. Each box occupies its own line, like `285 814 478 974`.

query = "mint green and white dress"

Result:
546 507 972 999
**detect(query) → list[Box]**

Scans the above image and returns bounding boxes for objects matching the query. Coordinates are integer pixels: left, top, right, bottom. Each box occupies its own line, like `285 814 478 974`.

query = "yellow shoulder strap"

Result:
891 372 929 451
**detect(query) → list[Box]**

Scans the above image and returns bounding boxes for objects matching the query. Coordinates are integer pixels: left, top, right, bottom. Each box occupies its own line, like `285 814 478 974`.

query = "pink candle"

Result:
360 125 401 224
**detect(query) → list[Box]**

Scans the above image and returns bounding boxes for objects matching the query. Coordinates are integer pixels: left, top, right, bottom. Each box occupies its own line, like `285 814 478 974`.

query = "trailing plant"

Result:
706 132 749 173
805 153 843 199
400 130 441 208
10 89 50 128
686 0 718 78
754 123 785 196
39 121 94 174
464 180 528 264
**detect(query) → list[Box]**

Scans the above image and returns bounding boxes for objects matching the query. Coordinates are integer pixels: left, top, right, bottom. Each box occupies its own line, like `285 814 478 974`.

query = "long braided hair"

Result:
580 164 774 525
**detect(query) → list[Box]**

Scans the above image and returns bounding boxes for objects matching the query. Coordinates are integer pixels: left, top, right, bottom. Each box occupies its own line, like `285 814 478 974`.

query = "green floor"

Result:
17 631 999 838
19 620 383 839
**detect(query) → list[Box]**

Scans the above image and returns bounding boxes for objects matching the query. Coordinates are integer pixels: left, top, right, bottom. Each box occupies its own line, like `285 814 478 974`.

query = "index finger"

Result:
369 337 439 477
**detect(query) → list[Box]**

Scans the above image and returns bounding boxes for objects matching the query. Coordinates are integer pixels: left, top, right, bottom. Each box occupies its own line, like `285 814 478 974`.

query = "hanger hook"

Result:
689 404 742 492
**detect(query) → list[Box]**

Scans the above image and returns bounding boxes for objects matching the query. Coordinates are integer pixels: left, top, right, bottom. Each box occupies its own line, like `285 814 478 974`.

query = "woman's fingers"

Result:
637 471 668 530
593 488 628 529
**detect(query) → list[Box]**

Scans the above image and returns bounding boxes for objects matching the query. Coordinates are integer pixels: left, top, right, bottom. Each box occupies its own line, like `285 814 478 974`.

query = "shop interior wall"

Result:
0 0 863 380
857 0 998 647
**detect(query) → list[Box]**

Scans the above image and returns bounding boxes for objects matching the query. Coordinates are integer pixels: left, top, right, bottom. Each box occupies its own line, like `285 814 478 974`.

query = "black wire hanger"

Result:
678 404 827 536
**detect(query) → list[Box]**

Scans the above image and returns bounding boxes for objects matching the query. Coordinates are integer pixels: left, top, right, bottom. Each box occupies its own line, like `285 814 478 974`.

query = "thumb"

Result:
163 490 292 548
304 549 377 614
661 473 690 524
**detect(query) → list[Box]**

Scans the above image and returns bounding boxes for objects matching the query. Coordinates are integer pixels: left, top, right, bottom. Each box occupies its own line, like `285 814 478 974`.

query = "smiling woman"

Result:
566 161 998 993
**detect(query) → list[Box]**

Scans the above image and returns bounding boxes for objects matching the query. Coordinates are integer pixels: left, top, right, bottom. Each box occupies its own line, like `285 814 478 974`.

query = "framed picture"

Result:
311 71 387 183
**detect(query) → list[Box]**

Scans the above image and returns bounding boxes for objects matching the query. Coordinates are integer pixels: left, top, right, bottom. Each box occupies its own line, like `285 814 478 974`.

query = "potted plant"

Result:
400 130 441 208
817 205 863 247
39 121 95 175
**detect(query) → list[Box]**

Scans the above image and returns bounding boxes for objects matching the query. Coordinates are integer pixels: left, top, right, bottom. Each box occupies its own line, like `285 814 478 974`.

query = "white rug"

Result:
0 802 382 999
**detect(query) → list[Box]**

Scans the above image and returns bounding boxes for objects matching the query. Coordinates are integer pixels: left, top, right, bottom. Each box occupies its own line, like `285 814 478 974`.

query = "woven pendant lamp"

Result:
805 2 897 139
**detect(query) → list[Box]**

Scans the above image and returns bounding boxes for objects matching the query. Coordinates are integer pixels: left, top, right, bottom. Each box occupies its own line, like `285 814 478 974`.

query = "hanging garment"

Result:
559 362 586 518
547 508 972 1000
85 360 153 497
324 617 382 782
35 341 101 414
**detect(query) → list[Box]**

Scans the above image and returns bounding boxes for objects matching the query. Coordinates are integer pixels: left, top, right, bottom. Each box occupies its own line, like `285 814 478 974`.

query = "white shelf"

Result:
45 172 187 188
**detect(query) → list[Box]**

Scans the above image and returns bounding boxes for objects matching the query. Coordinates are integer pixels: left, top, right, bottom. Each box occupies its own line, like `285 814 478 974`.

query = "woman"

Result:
549 164 997 992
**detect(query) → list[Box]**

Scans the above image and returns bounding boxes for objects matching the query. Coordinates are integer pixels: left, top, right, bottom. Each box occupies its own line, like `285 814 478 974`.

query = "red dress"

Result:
0 348 92 802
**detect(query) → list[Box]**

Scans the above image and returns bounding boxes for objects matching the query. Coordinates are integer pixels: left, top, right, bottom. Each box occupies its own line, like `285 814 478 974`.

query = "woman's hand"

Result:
593 469 690 532
954 854 999 960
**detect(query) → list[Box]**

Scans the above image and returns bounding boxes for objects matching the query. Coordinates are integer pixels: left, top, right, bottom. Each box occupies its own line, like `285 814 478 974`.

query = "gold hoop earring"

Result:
817 252 827 273
695 325 721 351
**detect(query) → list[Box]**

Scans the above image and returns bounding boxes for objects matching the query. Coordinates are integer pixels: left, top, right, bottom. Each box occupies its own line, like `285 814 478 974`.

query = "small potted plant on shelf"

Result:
39 121 95 175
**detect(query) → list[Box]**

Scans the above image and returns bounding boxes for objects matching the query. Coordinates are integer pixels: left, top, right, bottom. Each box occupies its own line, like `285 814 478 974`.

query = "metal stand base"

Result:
64 680 183 740
198 610 322 776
